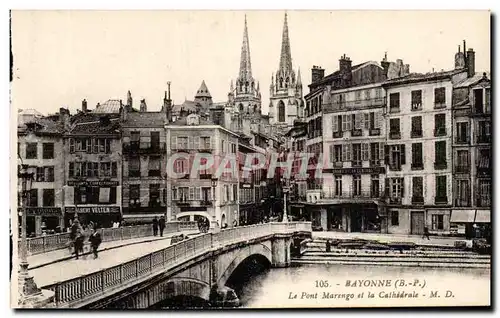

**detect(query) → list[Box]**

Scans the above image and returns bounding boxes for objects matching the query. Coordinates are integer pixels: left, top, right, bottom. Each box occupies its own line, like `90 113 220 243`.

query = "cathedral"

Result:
268 13 304 134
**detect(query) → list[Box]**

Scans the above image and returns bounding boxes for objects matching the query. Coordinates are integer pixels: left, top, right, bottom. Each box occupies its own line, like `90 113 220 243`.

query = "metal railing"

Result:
21 222 198 256
41 222 312 308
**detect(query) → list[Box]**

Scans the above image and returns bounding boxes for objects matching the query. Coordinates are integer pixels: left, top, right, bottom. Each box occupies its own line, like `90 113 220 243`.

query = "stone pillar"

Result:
271 236 291 268
320 208 327 231
35 216 42 236
59 216 65 232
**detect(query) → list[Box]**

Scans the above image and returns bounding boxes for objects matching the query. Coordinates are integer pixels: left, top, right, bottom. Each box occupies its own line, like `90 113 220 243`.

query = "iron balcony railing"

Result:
40 222 312 308
323 97 386 112
122 142 166 155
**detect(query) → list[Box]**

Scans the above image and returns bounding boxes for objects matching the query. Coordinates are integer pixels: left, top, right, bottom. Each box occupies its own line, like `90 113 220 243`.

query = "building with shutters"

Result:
165 114 240 228
63 100 123 228
382 48 475 235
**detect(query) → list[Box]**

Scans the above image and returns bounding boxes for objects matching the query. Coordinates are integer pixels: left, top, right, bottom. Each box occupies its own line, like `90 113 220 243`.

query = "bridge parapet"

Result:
41 222 312 308
21 222 198 256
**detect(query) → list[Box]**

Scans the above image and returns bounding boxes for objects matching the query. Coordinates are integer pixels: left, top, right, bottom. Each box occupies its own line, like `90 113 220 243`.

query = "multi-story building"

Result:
166 113 240 228
382 51 471 235
268 13 304 133
285 120 308 220
450 44 490 238
121 93 169 224
17 109 67 236
62 100 123 228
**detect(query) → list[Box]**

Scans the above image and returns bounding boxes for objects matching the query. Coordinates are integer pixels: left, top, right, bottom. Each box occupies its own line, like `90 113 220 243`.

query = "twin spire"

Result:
238 15 252 81
278 12 293 75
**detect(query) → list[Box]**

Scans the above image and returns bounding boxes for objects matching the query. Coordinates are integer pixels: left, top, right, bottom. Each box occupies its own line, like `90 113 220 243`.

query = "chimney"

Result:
381 52 390 77
311 66 325 84
59 107 70 130
140 99 147 112
81 99 87 113
455 44 466 70
339 54 352 74
164 81 172 122
466 48 475 78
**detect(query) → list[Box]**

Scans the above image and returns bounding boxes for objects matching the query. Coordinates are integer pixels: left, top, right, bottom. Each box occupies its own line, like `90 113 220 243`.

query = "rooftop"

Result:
123 112 166 127
454 72 491 88
382 69 465 87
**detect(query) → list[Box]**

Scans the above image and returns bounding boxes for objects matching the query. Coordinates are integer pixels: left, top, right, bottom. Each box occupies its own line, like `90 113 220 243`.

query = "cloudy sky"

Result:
11 10 490 116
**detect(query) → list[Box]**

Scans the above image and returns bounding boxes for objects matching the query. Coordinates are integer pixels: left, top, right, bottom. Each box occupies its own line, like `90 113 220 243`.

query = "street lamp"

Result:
281 177 289 223
211 177 218 225
17 164 54 307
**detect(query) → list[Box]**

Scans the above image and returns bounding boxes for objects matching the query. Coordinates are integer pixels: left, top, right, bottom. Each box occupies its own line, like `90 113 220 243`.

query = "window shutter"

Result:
330 144 334 163
188 136 194 150
379 142 384 161
346 115 352 131
171 136 177 150
210 136 215 150
195 187 201 200
400 177 405 197
364 113 370 130
375 112 382 129
69 138 75 153
400 144 406 165
385 178 390 197
332 116 338 133
354 114 361 129
86 140 92 153
346 144 352 161
195 136 200 150
384 145 389 164
112 162 117 177
341 115 346 131
189 187 194 200
342 144 347 162
359 113 364 130
362 143 369 161
69 162 74 177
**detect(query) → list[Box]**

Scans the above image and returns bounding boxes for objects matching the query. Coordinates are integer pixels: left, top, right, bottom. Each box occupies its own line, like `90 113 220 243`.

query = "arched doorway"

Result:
221 214 227 228
278 100 285 122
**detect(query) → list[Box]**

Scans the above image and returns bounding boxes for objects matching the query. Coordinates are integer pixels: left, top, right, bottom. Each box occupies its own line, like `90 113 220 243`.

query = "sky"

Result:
11 10 490 116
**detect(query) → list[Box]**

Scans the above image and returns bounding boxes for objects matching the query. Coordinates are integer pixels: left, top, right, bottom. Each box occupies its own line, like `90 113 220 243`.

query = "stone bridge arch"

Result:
147 277 211 309
217 242 272 287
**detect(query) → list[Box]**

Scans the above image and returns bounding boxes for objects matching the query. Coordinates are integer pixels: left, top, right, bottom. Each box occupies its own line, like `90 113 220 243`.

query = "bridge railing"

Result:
21 221 198 256
42 221 312 308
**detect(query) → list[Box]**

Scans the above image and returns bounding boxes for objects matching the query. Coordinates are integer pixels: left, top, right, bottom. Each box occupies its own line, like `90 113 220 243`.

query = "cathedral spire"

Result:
278 12 293 74
297 67 302 86
238 14 252 80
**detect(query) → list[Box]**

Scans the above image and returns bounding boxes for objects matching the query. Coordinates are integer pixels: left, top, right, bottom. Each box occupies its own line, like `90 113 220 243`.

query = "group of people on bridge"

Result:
68 217 102 260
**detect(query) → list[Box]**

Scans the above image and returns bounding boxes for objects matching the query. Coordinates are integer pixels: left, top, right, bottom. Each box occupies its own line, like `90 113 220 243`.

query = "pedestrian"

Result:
325 240 331 252
233 219 238 228
74 230 85 260
89 228 102 259
422 227 430 240
159 216 166 237
152 217 159 236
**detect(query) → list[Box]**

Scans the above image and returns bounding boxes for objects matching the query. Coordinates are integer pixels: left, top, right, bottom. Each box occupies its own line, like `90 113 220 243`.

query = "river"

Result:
238 264 491 308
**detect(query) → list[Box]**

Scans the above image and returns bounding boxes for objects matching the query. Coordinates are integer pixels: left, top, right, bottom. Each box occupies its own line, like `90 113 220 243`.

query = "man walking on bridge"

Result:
159 216 166 237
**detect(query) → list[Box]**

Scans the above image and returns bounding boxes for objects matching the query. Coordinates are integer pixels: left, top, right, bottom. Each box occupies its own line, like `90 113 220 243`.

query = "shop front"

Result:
65 206 121 229
18 207 63 237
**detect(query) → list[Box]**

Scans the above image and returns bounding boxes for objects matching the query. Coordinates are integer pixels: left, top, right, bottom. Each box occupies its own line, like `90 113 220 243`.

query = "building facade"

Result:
268 13 304 132
166 114 240 228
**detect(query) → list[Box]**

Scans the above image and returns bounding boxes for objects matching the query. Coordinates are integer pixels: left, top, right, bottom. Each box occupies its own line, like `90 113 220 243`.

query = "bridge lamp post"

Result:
211 177 218 226
281 177 289 223
17 164 54 308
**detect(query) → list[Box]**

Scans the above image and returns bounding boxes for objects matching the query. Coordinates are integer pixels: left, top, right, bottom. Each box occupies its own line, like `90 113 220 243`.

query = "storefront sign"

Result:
67 180 119 187
242 184 252 188
323 167 386 175
18 207 62 216
65 206 120 214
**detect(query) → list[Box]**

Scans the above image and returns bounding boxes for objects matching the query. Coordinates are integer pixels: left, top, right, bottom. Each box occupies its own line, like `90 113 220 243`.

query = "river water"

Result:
238 264 491 308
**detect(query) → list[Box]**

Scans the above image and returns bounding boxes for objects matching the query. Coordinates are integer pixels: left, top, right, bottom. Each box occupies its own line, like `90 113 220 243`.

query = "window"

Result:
150 132 160 149
485 88 491 113
435 175 447 203
42 143 54 159
341 114 352 132
200 137 211 149
112 162 117 177
334 145 342 163
177 137 188 149
278 100 286 122
431 215 444 230
353 175 361 196
26 143 37 159
342 144 351 162
434 141 447 169
455 179 470 206
434 114 446 136
390 178 404 198
434 87 446 107
42 189 55 206
389 145 405 170
477 180 491 207
361 143 369 161
371 175 380 197
476 121 491 143
473 88 484 113
391 211 399 226
389 118 400 139
233 184 238 201
28 189 38 207
411 116 422 138
412 177 423 203
201 187 212 202
411 143 423 170
148 157 161 177
456 150 469 173
477 148 491 176
335 175 342 196
389 93 400 111
100 162 111 177
178 187 189 201
129 158 141 177
149 184 161 207
352 144 362 166
129 185 140 206
411 90 422 110
456 122 469 143
36 166 54 182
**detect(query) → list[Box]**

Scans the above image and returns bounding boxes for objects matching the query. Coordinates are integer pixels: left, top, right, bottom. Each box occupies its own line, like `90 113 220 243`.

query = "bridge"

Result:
24 222 312 308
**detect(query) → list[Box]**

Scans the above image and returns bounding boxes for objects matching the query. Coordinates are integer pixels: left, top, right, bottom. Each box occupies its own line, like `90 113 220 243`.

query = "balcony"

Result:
351 160 362 167
412 196 424 205
128 170 141 178
322 188 383 201
123 142 166 155
370 159 381 167
476 135 491 144
476 166 491 177
476 196 491 208
435 196 448 205
199 173 213 180
434 162 447 170
411 130 422 138
331 161 343 168
369 128 381 136
434 102 446 109
455 136 470 144
455 165 470 174
411 103 422 111
388 197 402 204
411 163 424 170
389 131 401 140
434 127 446 137
148 170 161 177
174 197 191 206
332 131 344 138
351 129 363 137
389 164 401 171
200 200 213 207
389 106 400 113
323 97 386 112
455 198 471 207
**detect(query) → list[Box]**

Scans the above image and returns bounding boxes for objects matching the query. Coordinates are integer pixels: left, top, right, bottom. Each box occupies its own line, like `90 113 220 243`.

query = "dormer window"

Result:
187 114 200 126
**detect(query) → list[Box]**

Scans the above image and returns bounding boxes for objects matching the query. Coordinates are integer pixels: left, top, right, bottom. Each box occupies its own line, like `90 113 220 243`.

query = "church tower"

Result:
194 80 213 111
269 13 304 130
228 15 262 127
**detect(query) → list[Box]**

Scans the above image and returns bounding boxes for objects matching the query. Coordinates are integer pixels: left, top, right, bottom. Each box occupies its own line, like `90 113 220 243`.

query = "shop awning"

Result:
450 210 476 223
474 210 491 223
